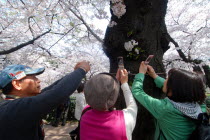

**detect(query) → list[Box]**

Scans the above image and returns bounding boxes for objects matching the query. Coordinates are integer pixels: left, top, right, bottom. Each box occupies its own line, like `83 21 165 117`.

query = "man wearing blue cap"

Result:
0 61 90 140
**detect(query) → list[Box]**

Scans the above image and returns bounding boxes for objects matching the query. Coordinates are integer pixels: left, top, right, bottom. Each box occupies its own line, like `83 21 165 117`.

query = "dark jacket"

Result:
0 68 86 140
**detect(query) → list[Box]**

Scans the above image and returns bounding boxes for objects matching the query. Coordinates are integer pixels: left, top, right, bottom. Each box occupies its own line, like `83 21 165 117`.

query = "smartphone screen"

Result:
117 56 124 69
145 55 154 65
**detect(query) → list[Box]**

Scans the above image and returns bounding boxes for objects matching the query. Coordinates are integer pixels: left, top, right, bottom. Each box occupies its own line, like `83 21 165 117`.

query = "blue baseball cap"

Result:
0 64 45 89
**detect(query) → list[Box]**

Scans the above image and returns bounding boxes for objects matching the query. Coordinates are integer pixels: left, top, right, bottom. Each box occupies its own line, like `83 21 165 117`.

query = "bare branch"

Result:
0 18 16 32
20 0 25 6
0 29 51 55
20 0 28 10
28 16 35 38
48 14 57 28
50 32 66 35
165 33 204 65
31 17 42 31
47 26 79 50
6 0 14 8
37 45 52 56
165 33 188 62
164 58 182 66
51 0 61 11
196 19 208 33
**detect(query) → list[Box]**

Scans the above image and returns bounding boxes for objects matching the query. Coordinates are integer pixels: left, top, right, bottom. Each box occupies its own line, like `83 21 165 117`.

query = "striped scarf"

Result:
166 97 202 119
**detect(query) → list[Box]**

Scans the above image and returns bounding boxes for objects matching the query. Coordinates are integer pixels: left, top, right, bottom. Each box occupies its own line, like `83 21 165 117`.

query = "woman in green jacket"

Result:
132 62 206 140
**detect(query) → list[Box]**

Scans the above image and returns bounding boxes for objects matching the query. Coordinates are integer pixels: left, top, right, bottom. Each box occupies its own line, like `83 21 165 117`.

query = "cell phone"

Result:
117 56 124 69
145 55 154 65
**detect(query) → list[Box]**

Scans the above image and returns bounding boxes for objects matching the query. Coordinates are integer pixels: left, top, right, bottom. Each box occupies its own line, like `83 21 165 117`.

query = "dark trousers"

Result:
69 121 80 140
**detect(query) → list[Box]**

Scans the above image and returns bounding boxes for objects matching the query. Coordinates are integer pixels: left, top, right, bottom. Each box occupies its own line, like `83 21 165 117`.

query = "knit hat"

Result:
0 64 45 89
84 73 120 111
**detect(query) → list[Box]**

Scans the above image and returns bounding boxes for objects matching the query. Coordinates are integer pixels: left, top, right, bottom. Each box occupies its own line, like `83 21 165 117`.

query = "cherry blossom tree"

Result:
164 0 210 87
0 0 209 139
0 0 110 85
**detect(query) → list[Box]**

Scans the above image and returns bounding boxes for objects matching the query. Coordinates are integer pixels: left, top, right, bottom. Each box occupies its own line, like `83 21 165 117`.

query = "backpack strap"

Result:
76 106 92 140
81 106 92 116
188 113 210 140
197 113 209 125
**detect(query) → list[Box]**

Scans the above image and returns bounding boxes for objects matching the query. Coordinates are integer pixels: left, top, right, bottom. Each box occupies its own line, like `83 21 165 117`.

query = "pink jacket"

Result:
80 108 127 140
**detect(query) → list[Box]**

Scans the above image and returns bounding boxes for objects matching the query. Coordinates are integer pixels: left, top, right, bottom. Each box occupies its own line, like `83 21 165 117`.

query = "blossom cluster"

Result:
111 0 126 19
124 40 138 52
135 48 139 54
111 0 122 3
108 21 117 27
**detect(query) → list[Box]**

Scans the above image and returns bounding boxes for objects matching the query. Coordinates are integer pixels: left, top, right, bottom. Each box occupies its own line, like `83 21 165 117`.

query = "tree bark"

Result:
103 0 169 139
203 65 210 88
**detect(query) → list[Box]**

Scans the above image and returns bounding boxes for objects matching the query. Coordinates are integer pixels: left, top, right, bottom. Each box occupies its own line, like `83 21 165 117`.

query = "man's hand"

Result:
74 61 90 73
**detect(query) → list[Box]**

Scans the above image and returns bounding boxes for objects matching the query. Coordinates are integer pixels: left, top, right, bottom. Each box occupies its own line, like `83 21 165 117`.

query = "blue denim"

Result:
0 64 45 88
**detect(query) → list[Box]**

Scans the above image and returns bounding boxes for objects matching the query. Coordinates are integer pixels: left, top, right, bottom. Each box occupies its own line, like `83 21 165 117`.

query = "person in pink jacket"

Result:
80 69 137 140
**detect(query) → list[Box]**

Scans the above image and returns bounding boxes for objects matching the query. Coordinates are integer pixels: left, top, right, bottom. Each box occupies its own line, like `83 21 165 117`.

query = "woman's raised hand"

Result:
147 65 158 79
116 69 128 84
120 69 128 84
139 61 147 74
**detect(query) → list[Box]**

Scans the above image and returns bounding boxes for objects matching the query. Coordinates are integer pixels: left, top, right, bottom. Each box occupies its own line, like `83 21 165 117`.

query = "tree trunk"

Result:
203 65 210 88
103 0 170 139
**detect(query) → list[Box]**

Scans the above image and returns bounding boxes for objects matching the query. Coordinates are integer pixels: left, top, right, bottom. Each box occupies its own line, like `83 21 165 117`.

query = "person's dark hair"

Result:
77 82 85 93
167 68 206 104
2 82 13 95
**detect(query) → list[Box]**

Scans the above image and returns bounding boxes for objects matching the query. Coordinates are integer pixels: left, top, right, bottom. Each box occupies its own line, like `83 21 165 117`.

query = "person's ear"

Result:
12 80 22 90
167 91 173 97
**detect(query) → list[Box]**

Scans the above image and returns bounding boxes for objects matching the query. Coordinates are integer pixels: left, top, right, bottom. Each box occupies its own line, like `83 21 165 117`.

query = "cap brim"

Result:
25 67 45 75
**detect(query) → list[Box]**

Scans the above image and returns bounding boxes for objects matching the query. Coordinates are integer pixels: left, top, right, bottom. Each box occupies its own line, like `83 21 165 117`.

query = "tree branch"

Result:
47 26 77 50
165 33 189 62
165 33 205 65
0 29 51 55
20 0 26 6
20 0 28 10
28 16 35 38
164 58 182 67
196 19 208 33
6 0 14 8
37 45 52 56
1 18 16 31
203 65 210 88
60 0 103 43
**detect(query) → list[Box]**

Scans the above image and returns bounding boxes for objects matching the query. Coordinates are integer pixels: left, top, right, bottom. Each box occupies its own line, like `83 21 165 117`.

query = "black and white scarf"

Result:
166 97 202 119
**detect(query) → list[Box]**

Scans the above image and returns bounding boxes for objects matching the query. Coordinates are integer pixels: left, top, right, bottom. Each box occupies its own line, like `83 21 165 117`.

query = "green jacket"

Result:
132 73 206 140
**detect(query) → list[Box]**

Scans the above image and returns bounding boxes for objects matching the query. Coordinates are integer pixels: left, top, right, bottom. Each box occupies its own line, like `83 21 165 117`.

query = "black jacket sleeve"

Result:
41 79 62 93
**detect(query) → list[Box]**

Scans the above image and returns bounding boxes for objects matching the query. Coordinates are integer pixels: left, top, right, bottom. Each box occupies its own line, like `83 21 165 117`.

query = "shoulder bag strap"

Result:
76 106 92 140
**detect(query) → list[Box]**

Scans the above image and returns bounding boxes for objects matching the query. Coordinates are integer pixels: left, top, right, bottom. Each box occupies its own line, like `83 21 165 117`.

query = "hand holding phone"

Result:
117 56 124 69
144 55 154 65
